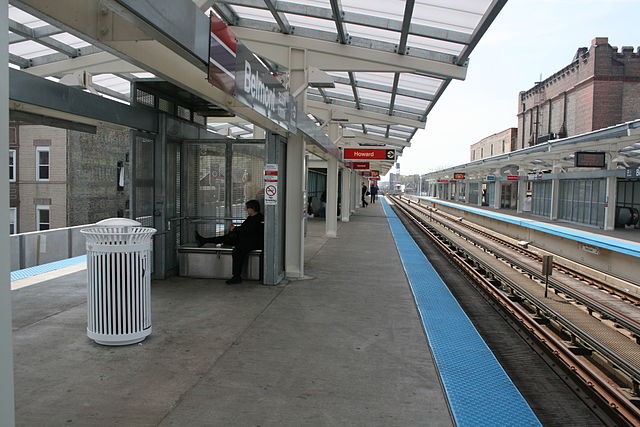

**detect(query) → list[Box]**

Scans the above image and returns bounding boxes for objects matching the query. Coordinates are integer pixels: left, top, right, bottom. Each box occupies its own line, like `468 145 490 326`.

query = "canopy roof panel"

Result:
7 1 507 160
208 0 507 166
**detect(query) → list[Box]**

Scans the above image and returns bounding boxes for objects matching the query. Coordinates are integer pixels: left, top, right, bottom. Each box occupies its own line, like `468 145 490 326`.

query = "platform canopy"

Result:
7 0 507 173
197 0 506 172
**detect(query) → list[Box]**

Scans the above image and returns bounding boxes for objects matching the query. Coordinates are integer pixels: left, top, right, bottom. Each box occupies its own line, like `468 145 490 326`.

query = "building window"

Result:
36 205 50 231
502 140 506 153
9 149 16 182
480 148 484 158
9 208 17 234
490 145 494 156
36 147 50 181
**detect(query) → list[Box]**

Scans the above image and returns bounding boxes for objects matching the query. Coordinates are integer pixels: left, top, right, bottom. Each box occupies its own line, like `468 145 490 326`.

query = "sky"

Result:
388 0 640 179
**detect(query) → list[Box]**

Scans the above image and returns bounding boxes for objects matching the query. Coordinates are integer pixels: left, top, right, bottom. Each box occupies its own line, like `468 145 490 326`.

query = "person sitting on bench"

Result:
195 199 264 285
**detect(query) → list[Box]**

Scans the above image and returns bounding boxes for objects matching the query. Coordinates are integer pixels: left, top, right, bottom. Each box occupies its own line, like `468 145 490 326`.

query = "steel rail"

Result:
389 196 640 426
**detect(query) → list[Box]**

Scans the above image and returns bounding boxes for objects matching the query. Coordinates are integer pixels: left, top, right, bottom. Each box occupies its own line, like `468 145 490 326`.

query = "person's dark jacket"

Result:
233 213 264 250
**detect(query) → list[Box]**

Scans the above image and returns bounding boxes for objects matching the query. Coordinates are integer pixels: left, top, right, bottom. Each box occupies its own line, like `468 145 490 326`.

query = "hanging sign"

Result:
369 177 380 181
453 172 466 180
486 175 496 181
350 162 370 170
264 164 278 205
575 152 606 168
343 148 395 160
208 14 297 132
624 167 640 178
507 175 520 181
370 170 380 177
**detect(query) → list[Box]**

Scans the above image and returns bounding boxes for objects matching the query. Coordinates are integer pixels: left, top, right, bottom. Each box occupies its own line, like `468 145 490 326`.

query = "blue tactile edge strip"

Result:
10 255 86 282
382 198 541 427
419 196 640 258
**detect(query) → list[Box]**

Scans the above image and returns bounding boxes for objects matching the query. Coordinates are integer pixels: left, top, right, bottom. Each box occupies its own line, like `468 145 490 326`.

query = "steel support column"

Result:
550 173 560 221
517 170 527 213
326 156 338 237
326 124 339 237
1 2 16 425
153 114 168 279
351 172 358 213
341 166 351 222
493 181 502 209
264 131 285 284
285 48 307 278
604 161 618 231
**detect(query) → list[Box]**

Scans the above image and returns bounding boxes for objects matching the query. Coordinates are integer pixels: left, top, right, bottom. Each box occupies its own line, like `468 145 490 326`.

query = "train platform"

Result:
417 196 640 250
10 200 545 426
12 202 455 426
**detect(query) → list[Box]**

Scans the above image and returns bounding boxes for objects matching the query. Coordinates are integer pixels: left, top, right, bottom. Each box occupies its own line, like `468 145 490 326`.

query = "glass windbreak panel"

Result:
185 143 226 237
558 179 605 227
231 143 266 218
134 137 154 227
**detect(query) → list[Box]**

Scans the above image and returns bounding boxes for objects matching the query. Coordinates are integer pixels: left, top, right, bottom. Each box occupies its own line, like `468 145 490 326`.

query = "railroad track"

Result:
388 195 640 426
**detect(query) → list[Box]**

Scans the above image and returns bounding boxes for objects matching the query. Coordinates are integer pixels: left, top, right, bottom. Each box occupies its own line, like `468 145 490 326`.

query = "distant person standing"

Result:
370 182 378 204
361 183 369 207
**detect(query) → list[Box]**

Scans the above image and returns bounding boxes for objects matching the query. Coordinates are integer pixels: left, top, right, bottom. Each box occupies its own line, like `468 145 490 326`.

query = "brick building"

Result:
517 37 640 149
8 122 129 234
469 128 517 161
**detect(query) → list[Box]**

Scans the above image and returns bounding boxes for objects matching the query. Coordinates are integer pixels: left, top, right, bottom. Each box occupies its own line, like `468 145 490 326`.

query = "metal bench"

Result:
177 244 263 280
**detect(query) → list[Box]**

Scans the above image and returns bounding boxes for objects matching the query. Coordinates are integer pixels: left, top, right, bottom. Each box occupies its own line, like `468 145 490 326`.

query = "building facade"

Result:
8 122 129 234
469 128 517 161
517 37 640 149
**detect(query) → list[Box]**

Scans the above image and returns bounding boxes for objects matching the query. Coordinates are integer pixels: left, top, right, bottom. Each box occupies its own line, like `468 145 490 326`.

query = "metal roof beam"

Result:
329 0 348 44
211 3 239 25
232 24 466 79
216 0 471 44
9 53 29 68
9 19 78 57
20 45 101 68
397 0 414 55
23 51 142 77
457 0 507 65
263 0 292 34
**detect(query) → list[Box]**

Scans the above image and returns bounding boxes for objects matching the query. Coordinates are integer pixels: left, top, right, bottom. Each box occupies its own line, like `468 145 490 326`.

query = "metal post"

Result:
604 159 617 230
264 132 285 285
284 48 307 278
341 167 350 222
0 2 16 424
153 114 167 279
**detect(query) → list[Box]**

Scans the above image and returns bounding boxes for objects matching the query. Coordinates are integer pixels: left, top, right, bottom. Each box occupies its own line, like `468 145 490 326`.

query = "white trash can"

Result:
81 218 156 346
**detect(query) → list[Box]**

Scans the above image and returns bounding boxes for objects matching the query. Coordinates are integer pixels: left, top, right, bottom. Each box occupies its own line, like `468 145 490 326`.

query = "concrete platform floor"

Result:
11 202 453 426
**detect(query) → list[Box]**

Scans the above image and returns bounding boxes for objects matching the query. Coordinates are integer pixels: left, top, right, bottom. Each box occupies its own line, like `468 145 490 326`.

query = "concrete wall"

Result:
10 225 90 271
67 126 130 225
432 201 640 285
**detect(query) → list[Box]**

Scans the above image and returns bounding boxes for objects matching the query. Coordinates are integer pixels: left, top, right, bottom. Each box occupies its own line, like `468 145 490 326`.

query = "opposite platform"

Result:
12 202 453 426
